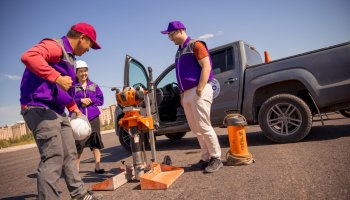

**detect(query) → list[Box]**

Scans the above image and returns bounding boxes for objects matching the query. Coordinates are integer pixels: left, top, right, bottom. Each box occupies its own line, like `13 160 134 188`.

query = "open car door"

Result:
124 55 160 126
116 55 154 151
124 55 149 90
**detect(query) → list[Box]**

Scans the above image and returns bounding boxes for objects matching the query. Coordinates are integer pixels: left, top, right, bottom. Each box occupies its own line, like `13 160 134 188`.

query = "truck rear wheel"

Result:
118 126 131 151
165 132 186 140
339 109 350 118
258 94 312 143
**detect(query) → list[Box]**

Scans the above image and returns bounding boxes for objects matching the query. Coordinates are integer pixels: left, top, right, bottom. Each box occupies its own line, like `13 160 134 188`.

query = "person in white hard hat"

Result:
73 60 105 174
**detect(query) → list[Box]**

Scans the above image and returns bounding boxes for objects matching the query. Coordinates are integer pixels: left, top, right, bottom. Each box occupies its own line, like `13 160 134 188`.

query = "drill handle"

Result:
111 87 120 94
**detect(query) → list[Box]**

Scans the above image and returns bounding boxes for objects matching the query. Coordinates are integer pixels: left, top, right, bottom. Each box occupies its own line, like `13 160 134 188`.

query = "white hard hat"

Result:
76 60 88 69
70 115 91 141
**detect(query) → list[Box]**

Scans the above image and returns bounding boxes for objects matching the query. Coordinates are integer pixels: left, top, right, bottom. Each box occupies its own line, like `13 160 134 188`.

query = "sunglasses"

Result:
168 30 179 38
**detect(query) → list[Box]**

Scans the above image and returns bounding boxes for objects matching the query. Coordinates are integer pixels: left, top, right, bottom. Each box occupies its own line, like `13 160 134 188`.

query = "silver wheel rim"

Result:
267 103 302 136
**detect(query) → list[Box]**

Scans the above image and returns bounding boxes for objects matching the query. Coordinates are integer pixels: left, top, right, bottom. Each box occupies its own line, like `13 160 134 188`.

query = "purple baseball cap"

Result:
161 21 186 34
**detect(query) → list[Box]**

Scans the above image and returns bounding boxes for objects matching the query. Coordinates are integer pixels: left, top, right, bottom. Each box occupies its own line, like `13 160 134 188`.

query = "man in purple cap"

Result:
20 22 102 200
161 21 223 173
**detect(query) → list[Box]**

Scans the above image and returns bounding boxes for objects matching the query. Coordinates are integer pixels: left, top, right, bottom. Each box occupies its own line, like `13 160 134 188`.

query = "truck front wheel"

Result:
118 126 153 152
258 94 312 143
165 132 186 140
118 126 131 151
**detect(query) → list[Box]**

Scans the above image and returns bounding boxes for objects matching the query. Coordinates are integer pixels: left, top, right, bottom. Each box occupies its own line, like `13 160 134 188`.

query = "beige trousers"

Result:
182 83 222 161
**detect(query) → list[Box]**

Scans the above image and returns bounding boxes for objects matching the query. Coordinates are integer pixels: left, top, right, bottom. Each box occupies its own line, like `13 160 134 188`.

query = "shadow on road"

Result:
302 124 350 142
139 123 350 151
102 123 350 152
26 173 37 179
81 169 120 184
76 122 350 184
78 145 132 183
81 145 131 164
1 194 37 200
153 131 272 151
80 123 350 174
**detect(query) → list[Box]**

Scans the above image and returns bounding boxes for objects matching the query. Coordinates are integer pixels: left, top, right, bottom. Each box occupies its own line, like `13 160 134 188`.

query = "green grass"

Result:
101 122 115 131
0 133 35 149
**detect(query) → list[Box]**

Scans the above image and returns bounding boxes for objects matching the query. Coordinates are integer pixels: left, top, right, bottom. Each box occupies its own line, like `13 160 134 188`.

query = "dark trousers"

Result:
22 107 86 199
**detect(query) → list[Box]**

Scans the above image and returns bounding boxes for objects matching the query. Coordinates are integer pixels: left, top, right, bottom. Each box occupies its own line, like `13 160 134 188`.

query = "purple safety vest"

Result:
74 80 104 121
175 37 214 92
20 36 76 114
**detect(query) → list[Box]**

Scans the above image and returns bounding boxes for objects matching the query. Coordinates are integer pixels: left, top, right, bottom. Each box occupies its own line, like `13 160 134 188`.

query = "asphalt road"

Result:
0 113 349 200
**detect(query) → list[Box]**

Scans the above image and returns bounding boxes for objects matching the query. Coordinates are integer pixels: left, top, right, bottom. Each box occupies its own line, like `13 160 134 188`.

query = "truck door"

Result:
210 45 241 125
124 55 149 89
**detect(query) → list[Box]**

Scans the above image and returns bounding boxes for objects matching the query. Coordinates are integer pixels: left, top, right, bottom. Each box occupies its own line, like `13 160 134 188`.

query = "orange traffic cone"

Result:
264 51 271 63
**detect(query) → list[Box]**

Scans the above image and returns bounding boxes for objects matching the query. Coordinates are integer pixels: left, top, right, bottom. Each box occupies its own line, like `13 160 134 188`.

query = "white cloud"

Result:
198 33 215 41
1 73 21 81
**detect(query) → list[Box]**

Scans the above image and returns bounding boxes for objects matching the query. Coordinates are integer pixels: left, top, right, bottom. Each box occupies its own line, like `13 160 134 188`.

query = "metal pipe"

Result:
129 126 145 180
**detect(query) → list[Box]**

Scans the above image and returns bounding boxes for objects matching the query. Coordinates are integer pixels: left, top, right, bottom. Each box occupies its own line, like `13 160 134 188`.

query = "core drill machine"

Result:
115 85 154 179
92 67 183 191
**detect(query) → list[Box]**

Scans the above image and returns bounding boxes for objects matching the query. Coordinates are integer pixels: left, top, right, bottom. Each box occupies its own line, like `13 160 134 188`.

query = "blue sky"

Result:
0 0 349 126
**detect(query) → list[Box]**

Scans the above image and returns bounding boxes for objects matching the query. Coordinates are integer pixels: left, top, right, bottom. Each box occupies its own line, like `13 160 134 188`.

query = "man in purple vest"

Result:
20 22 102 200
161 21 223 173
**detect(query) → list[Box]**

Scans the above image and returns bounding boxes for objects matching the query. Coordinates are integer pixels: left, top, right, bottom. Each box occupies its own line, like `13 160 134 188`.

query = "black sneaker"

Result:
72 190 103 200
94 168 105 174
204 157 223 173
189 160 209 170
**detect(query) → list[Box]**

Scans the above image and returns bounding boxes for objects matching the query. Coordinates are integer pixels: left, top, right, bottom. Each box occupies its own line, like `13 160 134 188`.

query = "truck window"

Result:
245 44 262 66
129 60 148 88
211 47 234 74
157 68 177 88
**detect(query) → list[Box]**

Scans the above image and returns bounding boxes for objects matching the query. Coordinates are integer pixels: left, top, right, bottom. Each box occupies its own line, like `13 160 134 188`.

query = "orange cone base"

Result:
140 163 184 190
229 150 250 157
226 151 254 166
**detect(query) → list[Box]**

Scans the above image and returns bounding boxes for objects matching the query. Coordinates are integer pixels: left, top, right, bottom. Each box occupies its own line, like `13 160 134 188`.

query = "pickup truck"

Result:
115 40 350 151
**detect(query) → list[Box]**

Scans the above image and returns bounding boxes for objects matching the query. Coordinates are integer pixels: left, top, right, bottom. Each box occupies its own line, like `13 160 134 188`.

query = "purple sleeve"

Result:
91 84 104 106
52 85 74 107
74 92 83 108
